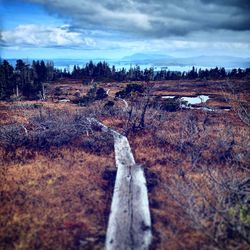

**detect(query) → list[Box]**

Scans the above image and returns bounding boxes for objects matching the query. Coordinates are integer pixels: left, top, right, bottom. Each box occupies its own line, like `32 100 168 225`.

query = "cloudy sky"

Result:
1 0 250 59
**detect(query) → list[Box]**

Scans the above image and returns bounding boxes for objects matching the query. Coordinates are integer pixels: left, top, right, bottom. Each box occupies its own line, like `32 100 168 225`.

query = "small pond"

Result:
162 95 230 111
162 95 210 105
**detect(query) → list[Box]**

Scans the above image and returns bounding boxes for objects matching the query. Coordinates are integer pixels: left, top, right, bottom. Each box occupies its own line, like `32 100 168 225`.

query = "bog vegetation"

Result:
0 58 249 249
1 59 250 100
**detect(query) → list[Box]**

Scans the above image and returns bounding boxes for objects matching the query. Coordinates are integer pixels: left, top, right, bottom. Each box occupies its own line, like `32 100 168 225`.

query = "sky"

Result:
0 0 250 60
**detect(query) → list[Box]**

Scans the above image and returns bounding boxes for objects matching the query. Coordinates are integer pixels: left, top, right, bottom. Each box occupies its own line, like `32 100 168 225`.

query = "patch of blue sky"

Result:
1 0 63 29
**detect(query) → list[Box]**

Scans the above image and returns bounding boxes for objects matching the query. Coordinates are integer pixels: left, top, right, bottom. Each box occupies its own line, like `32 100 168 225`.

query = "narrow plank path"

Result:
90 119 152 250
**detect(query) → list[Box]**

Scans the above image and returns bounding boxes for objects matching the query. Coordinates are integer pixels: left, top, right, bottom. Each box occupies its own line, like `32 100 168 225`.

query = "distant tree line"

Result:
71 62 250 81
0 59 63 100
1 59 250 100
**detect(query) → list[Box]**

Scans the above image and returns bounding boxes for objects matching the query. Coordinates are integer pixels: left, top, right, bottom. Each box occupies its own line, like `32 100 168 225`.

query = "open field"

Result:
0 79 249 249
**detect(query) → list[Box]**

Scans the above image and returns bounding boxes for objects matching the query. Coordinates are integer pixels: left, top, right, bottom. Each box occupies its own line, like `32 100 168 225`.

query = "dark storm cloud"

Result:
22 0 250 38
201 0 250 8
200 0 250 31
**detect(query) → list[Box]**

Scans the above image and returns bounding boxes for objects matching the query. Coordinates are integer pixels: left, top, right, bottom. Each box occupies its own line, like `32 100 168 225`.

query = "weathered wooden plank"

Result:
105 133 152 250
89 118 152 249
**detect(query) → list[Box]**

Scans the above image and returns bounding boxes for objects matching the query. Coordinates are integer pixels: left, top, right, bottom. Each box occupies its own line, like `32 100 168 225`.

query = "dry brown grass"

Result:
126 108 249 250
0 98 116 250
0 79 249 250
0 145 115 250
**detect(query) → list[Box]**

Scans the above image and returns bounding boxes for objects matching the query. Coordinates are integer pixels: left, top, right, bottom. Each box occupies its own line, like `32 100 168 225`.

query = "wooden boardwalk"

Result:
90 119 152 250
105 134 152 250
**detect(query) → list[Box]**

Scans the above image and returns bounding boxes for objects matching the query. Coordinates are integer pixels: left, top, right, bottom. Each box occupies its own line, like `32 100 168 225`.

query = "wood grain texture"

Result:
105 133 152 250
89 119 152 250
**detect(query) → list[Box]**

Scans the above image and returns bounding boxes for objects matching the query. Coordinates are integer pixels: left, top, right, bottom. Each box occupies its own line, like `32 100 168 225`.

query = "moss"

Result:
240 205 250 224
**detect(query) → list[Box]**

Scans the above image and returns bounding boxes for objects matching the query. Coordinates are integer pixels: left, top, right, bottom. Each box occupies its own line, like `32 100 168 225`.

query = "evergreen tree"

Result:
0 60 15 99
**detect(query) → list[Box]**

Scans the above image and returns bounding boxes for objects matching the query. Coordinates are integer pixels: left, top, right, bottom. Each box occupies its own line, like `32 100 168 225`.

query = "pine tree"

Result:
0 60 15 99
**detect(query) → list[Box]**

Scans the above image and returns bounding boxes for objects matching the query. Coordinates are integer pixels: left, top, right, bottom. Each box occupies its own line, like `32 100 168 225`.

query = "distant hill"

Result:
122 53 173 62
120 53 250 68
3 54 250 70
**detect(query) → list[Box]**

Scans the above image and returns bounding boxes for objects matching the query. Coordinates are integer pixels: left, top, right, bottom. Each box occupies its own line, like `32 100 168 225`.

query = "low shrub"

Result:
80 133 114 155
104 101 115 109
161 98 181 112
115 83 144 98
0 124 28 149
0 109 92 151
72 96 92 106
95 88 108 100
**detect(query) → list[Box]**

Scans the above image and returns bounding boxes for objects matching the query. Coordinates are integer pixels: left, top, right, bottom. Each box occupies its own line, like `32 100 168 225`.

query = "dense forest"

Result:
1 59 250 100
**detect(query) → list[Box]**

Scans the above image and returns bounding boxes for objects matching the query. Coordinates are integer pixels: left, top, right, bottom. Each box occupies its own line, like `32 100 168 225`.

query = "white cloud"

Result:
1 23 249 58
1 24 96 48
1 0 250 58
